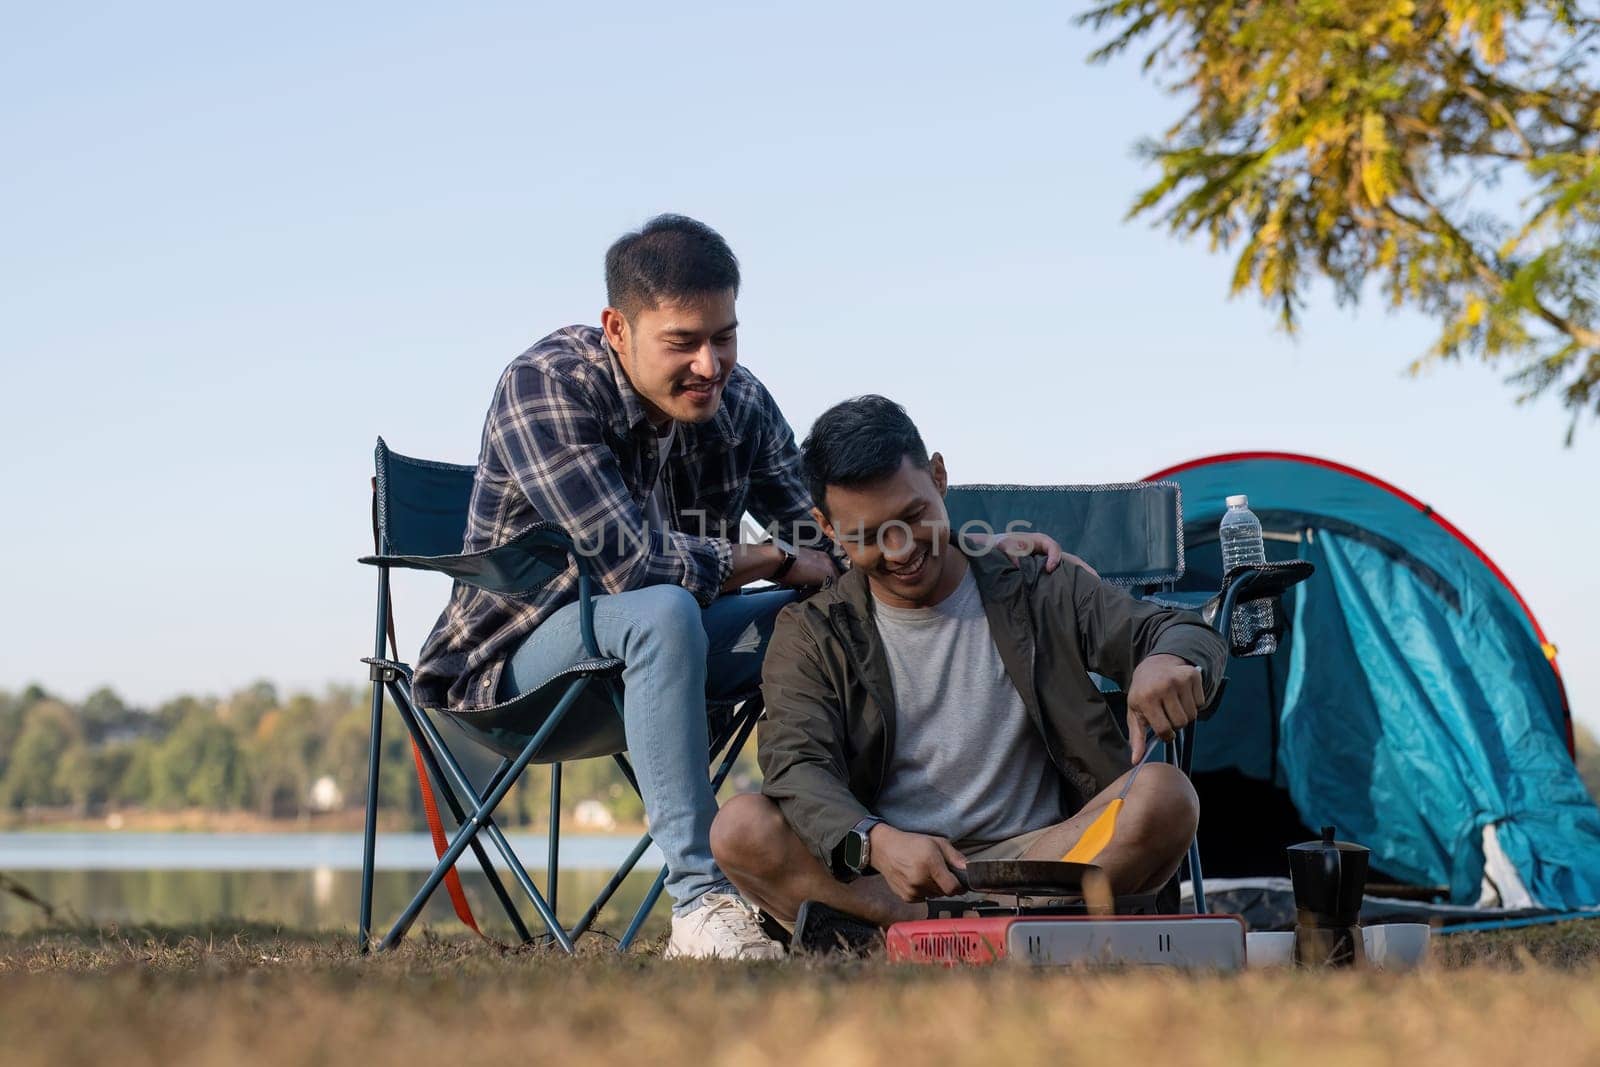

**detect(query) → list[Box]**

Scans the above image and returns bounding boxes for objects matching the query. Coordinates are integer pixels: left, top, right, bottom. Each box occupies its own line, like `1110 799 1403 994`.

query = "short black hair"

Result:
605 214 740 320
802 395 931 517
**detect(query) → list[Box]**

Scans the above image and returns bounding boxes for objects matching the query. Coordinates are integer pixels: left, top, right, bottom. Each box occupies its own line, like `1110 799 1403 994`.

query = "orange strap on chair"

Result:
408 734 483 936
374 476 484 939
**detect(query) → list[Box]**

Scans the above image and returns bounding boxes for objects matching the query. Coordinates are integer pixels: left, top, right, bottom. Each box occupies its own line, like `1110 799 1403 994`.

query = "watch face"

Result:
843 830 866 870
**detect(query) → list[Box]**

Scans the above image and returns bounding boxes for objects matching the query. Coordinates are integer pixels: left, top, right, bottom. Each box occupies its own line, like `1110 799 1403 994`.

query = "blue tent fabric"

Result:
1156 455 1600 909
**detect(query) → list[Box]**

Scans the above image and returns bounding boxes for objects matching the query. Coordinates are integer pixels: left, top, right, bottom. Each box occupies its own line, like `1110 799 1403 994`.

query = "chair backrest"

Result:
372 443 1185 583
944 482 1185 585
373 438 475 557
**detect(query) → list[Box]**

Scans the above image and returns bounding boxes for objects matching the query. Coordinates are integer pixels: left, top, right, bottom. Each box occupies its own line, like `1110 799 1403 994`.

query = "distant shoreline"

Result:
1 807 647 836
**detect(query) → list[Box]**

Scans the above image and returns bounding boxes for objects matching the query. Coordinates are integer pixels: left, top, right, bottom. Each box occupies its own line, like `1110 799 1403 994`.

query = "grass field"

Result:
3 920 1600 1066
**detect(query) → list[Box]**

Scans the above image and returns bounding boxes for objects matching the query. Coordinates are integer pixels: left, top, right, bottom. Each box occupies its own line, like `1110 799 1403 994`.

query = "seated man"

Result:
711 396 1229 930
414 216 838 960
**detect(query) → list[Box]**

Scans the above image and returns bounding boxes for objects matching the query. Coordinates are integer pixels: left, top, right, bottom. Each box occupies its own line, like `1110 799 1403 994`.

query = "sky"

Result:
3 2 1596 734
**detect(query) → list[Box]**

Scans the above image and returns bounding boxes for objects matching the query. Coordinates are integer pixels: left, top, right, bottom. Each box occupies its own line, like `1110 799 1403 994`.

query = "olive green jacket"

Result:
757 549 1228 872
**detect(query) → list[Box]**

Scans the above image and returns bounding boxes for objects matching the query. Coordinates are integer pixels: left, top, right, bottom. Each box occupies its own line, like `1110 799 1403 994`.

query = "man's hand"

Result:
775 546 838 588
868 824 966 901
981 531 1097 577
1126 653 1206 763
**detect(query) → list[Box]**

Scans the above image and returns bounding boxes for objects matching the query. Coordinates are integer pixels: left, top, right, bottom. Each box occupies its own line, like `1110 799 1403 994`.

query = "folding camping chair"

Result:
356 438 764 954
944 482 1311 913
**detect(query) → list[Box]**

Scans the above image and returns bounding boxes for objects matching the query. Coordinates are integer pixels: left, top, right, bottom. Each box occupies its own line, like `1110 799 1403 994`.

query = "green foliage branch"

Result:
1084 0 1600 438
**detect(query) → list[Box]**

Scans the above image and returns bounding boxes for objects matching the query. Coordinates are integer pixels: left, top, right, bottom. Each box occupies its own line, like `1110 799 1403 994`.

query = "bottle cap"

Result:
1226 494 1249 508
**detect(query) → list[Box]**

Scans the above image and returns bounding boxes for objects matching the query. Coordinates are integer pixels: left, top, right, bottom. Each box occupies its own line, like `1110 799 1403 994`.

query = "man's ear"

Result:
810 505 834 541
600 306 630 357
930 452 948 496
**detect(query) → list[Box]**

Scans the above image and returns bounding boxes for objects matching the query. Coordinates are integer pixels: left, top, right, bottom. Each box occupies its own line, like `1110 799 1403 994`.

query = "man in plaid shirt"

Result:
416 216 1064 959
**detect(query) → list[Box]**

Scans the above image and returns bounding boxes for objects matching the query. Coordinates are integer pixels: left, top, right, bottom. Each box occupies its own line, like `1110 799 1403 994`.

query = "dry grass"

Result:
2 921 1599 1067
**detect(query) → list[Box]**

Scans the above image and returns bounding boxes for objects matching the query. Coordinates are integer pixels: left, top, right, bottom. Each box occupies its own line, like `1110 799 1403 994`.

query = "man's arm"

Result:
1064 563 1229 760
1066 562 1227 691
489 364 730 602
757 610 874 871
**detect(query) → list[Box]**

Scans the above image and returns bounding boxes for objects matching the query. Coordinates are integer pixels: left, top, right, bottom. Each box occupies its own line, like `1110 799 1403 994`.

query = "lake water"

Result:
0 832 668 939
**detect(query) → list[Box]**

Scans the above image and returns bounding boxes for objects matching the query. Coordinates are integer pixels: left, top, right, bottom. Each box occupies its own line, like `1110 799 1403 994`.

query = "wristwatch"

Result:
842 816 884 874
770 538 798 581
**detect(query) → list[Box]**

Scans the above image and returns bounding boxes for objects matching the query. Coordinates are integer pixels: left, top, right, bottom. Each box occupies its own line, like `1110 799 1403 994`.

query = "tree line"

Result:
0 683 703 830
1 682 1594 825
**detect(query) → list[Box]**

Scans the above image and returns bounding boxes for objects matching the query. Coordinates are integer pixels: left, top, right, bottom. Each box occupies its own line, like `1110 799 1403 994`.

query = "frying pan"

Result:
954 859 1098 896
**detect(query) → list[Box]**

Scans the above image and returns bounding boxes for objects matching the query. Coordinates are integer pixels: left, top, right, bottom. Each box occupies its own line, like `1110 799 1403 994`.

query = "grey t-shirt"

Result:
642 422 676 534
871 566 1062 849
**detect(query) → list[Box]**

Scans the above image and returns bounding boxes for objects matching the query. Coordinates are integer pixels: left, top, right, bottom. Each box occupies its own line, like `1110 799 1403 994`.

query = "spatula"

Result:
1060 730 1161 865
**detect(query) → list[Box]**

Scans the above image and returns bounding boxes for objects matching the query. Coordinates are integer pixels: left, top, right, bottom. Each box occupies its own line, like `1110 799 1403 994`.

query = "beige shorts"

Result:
959 824 1057 863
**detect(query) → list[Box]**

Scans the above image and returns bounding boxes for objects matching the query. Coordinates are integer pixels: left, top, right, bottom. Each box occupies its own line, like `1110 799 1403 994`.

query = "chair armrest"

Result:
1142 561 1315 657
359 522 605 660
1213 560 1315 657
359 522 580 596
1221 559 1314 605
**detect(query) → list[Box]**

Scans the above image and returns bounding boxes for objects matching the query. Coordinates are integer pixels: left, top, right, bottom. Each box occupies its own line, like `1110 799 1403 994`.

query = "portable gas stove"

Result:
886 859 1247 969
886 913 1247 968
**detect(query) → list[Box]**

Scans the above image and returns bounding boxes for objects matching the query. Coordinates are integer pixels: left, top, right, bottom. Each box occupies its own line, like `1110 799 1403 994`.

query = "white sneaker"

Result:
662 892 785 960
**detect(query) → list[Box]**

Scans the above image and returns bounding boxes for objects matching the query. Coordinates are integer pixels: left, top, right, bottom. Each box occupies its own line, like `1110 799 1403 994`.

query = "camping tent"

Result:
1144 451 1600 914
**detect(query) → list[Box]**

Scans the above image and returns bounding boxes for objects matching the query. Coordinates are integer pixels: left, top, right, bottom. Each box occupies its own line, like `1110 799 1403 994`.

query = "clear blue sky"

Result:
3 2 1596 734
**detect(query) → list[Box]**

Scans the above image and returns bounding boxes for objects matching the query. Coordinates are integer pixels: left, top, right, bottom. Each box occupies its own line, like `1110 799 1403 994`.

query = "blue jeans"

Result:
499 585 799 914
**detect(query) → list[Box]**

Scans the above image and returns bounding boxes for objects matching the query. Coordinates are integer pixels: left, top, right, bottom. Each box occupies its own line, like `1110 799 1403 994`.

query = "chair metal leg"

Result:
478 757 514 797
619 866 670 951
709 695 762 788
611 752 642 795
568 829 658 941
358 675 384 955
378 676 591 952
403 690 580 949
548 763 562 918
358 571 390 955
387 684 534 944
1178 721 1206 913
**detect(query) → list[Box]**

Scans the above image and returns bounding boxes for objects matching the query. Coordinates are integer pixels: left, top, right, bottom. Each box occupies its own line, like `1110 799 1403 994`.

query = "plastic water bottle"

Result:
1219 494 1277 655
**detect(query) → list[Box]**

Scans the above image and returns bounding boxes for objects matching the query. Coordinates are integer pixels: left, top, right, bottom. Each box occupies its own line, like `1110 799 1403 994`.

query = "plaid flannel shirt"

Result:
413 325 821 712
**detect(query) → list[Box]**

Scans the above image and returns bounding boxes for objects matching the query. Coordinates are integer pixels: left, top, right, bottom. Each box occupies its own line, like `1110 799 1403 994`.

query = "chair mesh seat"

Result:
445 658 629 762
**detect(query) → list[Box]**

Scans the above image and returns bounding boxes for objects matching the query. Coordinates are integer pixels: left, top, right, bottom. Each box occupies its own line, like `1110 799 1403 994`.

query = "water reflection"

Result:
0 867 669 943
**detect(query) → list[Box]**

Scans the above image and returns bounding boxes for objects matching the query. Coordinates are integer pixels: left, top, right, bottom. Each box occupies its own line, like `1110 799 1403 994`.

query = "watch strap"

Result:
770 541 798 581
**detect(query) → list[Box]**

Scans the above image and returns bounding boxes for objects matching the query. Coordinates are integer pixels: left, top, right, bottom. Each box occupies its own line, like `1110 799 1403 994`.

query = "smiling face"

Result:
602 289 738 426
814 453 965 609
